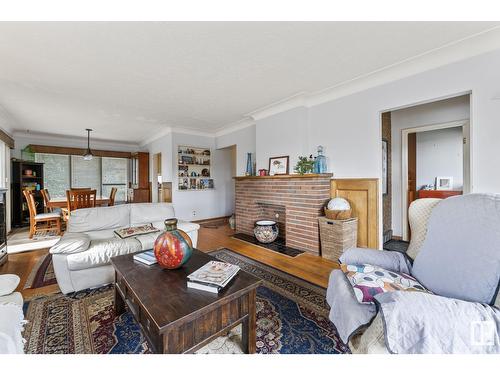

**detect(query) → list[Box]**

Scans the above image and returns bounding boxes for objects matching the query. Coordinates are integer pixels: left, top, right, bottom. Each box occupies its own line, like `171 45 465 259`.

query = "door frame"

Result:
401 119 470 241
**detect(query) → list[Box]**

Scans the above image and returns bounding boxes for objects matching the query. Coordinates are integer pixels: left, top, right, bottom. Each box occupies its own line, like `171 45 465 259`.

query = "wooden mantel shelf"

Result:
234 173 333 180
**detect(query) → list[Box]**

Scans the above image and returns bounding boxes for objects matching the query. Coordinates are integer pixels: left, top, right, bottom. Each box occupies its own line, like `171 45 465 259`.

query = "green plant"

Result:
294 156 315 175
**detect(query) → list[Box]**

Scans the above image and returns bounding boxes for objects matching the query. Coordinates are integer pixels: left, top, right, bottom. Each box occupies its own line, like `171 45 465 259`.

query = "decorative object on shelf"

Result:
293 156 314 175
83 129 94 161
21 145 35 162
325 197 352 220
435 176 453 190
258 169 268 176
177 145 213 190
245 153 253 176
268 156 289 176
318 217 358 261
313 145 327 174
153 218 193 269
228 214 236 230
254 220 279 243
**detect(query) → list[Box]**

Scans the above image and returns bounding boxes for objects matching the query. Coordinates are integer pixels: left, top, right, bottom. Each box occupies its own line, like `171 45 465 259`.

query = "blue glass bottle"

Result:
246 153 253 176
314 146 327 173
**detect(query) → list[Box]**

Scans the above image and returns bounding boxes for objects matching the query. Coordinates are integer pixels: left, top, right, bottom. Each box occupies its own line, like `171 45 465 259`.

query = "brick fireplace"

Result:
234 174 332 254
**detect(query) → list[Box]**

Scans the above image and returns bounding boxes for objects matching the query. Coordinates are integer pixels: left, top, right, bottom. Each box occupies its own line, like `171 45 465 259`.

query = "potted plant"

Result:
294 156 315 175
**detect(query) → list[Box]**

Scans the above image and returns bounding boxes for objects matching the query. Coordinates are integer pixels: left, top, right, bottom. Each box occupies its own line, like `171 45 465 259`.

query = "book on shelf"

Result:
133 250 157 266
187 261 240 293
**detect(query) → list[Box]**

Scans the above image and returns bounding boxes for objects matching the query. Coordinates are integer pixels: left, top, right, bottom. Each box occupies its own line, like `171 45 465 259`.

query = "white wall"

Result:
216 124 256 176
143 131 234 221
390 95 469 236
416 127 464 190
256 107 308 172
220 48 500 246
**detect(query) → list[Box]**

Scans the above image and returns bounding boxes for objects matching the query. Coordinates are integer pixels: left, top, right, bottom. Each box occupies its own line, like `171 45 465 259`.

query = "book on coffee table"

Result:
133 250 157 266
187 261 240 293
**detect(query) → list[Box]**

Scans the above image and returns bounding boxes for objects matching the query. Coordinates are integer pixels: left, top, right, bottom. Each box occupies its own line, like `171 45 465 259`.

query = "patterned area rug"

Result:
23 248 348 354
24 253 58 289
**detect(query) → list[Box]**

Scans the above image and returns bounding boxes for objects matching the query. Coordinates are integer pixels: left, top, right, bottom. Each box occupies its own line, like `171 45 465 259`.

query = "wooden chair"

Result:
66 189 97 213
108 187 118 206
70 187 91 191
23 190 61 239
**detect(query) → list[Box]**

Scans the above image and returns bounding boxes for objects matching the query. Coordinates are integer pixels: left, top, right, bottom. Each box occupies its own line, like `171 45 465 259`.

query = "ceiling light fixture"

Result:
83 128 93 161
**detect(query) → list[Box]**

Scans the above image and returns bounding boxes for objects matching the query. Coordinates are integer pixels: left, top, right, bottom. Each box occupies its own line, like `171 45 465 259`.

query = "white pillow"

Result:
49 232 91 254
0 274 20 297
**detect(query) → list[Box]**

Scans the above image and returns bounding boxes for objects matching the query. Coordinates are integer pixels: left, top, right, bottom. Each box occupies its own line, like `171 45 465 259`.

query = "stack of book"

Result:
133 250 157 266
187 261 240 293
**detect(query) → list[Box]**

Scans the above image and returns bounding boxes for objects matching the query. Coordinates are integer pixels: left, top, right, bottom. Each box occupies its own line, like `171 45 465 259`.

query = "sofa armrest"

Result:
49 232 91 254
339 248 412 274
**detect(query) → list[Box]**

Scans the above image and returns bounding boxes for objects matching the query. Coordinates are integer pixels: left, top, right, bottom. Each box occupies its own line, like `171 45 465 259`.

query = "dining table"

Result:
46 196 110 209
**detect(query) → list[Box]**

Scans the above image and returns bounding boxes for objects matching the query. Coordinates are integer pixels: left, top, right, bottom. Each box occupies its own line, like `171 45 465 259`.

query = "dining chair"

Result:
70 187 91 191
66 189 97 213
23 190 61 239
40 189 63 215
108 187 118 206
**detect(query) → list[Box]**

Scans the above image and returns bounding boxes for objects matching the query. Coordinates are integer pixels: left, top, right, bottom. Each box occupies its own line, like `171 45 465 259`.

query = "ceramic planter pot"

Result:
254 220 279 243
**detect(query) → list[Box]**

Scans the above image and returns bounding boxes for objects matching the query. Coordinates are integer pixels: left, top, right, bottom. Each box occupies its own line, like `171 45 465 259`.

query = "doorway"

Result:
381 94 471 248
401 120 470 240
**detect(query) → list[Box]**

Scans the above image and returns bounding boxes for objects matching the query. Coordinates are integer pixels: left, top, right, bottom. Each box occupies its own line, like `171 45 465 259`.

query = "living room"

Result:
1 2 499 373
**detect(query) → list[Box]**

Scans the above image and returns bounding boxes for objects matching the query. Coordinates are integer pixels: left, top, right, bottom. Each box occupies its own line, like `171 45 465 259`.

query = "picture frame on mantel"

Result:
269 156 289 176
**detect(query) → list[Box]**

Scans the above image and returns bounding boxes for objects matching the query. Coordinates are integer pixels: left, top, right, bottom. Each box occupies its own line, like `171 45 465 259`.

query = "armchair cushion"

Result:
339 248 412 274
375 291 500 354
411 194 500 304
49 232 91 254
340 264 430 304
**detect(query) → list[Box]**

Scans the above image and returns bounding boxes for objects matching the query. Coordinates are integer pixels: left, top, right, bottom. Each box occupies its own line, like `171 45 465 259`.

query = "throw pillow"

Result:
114 223 160 239
0 274 20 297
340 264 430 304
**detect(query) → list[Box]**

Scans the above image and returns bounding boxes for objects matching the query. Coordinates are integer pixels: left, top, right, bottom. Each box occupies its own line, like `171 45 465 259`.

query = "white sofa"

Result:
0 274 25 354
50 203 200 294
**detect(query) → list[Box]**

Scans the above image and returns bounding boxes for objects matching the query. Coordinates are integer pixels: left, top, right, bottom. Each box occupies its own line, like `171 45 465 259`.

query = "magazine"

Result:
187 261 240 287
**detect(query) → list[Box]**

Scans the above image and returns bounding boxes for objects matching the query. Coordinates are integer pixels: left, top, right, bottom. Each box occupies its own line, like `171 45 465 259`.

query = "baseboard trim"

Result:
193 215 231 224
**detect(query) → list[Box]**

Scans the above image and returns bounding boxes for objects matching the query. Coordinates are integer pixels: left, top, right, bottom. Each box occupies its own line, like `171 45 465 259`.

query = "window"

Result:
102 157 128 202
35 153 128 201
35 153 71 198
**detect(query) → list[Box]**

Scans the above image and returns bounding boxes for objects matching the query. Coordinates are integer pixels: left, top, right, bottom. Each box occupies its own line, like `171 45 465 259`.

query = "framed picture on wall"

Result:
382 140 388 195
268 156 289 175
436 176 453 190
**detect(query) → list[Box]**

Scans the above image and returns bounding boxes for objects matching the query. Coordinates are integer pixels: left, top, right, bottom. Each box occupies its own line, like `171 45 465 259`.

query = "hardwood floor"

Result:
198 223 339 288
1 223 339 299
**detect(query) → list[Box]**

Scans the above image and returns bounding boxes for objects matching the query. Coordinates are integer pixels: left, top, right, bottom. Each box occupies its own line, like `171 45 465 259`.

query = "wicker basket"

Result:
318 216 358 261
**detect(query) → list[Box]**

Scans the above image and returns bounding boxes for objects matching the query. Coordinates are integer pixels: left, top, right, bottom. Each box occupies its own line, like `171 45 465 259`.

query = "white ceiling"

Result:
0 22 499 144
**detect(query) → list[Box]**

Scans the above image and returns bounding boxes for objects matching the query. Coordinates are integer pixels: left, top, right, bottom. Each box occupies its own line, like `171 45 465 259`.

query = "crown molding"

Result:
245 92 308 121
215 117 255 137
139 125 217 147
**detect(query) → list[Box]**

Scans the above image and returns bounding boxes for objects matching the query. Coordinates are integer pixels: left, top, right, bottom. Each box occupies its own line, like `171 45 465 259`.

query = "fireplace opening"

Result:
255 202 286 241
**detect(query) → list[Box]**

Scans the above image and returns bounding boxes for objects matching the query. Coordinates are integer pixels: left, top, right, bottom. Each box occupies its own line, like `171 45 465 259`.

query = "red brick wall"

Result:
235 176 331 253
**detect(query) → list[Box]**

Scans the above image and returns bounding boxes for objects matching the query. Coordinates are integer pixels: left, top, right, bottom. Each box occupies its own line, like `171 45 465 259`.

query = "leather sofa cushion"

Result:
68 205 130 233
129 203 176 226
67 237 142 271
50 232 91 254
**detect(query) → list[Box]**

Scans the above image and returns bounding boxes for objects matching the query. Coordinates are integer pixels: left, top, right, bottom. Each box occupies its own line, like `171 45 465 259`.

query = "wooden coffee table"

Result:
111 249 262 354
